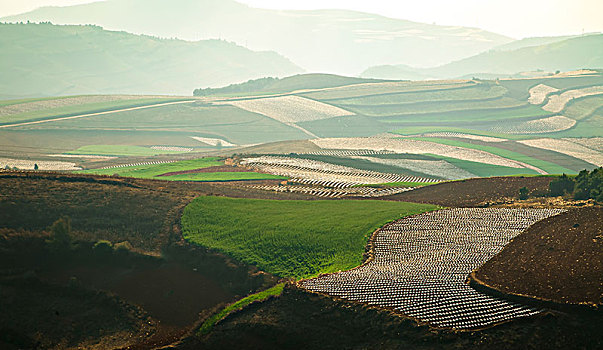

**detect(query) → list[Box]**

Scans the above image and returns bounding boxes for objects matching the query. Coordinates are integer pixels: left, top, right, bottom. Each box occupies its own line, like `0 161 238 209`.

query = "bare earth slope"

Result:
472 207 602 307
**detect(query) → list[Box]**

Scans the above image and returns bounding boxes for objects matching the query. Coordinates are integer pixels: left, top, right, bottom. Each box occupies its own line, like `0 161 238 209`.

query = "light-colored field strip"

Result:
243 184 414 198
0 157 81 171
488 115 576 134
150 146 193 152
190 137 237 147
528 84 559 105
241 156 438 187
562 137 603 152
310 138 546 173
414 133 507 143
352 156 475 180
543 86 603 113
48 154 117 160
518 138 603 167
100 160 178 170
0 100 196 129
301 208 564 329
0 95 166 117
218 95 353 123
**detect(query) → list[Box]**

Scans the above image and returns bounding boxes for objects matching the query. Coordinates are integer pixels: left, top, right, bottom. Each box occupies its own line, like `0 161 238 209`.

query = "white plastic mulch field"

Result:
0 158 82 171
488 115 576 134
190 136 237 147
301 208 564 329
527 84 559 105
415 133 507 143
352 156 475 180
310 138 541 172
543 86 603 113
218 96 353 123
518 138 603 167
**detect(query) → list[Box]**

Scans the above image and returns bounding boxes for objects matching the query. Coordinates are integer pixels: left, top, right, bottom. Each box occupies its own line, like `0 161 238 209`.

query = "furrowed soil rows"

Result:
301 208 564 329
518 138 603 167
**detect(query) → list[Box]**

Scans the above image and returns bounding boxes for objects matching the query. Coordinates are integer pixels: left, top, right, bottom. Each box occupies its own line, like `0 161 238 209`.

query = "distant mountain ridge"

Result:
1 0 513 75
361 34 603 80
0 22 302 98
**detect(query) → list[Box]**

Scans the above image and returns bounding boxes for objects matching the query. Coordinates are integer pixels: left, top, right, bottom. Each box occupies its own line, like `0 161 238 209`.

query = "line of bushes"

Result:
549 167 602 201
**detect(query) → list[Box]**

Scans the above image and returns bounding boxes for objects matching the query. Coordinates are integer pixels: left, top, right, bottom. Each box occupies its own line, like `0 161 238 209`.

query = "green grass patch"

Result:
181 196 438 279
66 145 190 157
198 283 286 336
427 154 539 177
81 158 223 178
159 172 287 182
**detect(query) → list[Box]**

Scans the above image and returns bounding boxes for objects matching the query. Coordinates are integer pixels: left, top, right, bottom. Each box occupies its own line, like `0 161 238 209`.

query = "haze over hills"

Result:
362 34 603 80
0 22 302 98
0 0 513 75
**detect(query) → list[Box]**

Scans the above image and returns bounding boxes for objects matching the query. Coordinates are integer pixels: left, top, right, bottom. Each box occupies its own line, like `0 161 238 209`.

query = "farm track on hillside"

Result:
301 208 564 329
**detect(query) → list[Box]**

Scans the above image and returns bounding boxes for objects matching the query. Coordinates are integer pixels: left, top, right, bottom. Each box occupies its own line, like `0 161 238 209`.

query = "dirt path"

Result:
0 100 196 129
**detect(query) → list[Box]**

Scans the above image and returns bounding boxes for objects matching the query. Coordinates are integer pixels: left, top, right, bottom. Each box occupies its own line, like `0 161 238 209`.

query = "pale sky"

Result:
1 0 601 39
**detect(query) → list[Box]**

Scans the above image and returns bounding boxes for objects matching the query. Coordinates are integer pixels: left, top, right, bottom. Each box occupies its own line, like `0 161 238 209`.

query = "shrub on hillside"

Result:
46 216 72 251
93 240 113 255
549 174 575 196
574 168 603 201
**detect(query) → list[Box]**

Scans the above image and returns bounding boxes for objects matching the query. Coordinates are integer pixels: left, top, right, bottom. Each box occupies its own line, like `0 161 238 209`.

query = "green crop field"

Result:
82 158 223 177
338 97 526 117
181 196 438 278
299 82 475 101
66 145 192 157
409 137 574 174
328 85 506 105
427 155 540 177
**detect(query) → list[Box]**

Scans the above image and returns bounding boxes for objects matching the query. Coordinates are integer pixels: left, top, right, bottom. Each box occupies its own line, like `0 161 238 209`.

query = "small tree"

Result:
518 187 529 200
46 216 72 250
34 163 39 170
549 174 575 196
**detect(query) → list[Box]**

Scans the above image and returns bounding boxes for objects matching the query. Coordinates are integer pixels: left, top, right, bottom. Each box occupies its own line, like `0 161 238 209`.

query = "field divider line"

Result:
0 100 196 129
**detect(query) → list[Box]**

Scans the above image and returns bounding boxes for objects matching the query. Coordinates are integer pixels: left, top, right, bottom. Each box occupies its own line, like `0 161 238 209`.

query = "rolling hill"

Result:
1 0 513 75
0 22 302 98
362 34 603 80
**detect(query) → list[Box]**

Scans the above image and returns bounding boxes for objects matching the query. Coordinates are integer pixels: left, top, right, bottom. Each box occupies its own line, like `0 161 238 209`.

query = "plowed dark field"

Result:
382 176 553 207
472 207 602 306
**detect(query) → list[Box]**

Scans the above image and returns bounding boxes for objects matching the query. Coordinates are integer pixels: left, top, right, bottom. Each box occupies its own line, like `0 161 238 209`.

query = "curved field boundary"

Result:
0 100 195 129
300 208 564 329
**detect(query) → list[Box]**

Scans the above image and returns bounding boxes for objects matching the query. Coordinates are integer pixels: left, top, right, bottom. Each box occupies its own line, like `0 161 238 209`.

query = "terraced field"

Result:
301 208 564 329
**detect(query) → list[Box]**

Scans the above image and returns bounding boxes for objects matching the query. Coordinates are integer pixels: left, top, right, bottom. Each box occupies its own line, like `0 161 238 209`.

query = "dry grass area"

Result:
220 96 353 123
518 138 603 167
473 207 602 306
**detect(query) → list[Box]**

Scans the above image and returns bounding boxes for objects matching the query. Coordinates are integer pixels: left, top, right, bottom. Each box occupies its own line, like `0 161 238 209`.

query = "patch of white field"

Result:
416 132 507 143
489 116 576 134
150 146 193 152
191 137 236 147
310 138 546 173
301 208 564 329
562 137 603 152
519 138 603 167
220 96 353 123
0 158 81 171
352 156 475 180
543 86 603 113
528 84 559 105
48 154 116 160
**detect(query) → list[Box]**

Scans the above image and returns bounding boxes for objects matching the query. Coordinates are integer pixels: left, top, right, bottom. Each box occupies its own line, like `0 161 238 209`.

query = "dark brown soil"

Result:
472 207 603 306
176 284 603 350
381 176 553 207
156 165 254 177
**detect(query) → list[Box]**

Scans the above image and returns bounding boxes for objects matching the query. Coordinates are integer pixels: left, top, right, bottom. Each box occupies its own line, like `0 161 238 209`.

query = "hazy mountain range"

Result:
1 0 513 75
0 22 301 97
362 34 603 80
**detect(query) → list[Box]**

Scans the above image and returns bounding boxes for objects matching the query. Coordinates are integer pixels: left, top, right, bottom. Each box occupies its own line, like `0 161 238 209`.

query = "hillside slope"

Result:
1 0 512 75
0 22 302 97
362 34 603 80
